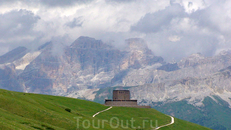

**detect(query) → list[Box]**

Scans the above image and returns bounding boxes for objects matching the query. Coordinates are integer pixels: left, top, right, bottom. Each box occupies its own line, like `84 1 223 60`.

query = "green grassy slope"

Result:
152 96 231 130
0 89 210 130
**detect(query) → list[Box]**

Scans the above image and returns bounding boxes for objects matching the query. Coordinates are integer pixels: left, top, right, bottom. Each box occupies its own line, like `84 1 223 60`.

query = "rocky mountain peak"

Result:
217 49 231 56
186 53 205 61
125 38 148 52
178 53 205 68
38 42 53 51
70 36 110 49
119 38 163 70
0 46 28 64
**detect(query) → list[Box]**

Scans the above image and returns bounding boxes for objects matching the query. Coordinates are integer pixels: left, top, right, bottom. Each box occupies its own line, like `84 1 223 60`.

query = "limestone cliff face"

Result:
130 67 231 107
178 53 205 68
94 50 231 107
9 36 163 95
18 43 57 94
120 38 163 70
66 36 122 74
0 64 23 92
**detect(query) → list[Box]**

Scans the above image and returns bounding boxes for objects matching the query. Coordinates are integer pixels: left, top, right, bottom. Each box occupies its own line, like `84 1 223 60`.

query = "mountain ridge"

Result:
1 36 231 129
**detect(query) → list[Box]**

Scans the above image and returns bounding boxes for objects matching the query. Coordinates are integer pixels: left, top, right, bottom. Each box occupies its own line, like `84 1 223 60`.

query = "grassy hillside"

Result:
152 96 231 130
0 89 210 130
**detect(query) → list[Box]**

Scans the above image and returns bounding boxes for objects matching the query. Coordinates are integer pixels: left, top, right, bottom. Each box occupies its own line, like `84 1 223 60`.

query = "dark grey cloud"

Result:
0 0 37 5
131 3 186 33
0 9 40 38
0 9 41 54
0 0 19 3
39 0 93 7
0 0 93 7
65 17 83 28
190 0 230 35
105 0 136 4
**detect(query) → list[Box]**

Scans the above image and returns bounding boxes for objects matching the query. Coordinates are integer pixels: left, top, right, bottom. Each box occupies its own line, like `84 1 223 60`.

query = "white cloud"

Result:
168 35 181 42
0 0 231 61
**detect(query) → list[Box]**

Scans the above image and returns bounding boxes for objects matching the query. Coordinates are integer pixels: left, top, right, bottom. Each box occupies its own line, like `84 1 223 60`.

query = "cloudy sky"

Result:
0 0 231 61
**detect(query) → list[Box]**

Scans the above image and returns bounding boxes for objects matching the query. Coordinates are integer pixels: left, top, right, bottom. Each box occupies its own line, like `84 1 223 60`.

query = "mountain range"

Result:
1 36 231 129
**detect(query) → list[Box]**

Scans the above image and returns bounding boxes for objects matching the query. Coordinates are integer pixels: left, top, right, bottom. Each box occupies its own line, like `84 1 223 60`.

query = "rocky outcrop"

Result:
0 46 28 64
0 64 23 92
120 38 163 70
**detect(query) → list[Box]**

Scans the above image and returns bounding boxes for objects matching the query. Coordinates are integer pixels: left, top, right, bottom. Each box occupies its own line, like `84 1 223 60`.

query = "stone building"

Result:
105 90 150 108
113 90 130 100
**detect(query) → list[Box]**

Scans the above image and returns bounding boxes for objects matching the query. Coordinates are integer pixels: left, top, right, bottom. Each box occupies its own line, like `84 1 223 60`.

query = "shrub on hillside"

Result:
65 108 71 113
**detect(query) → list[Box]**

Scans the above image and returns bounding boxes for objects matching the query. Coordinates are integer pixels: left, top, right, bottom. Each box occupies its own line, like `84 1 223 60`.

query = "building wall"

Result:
105 100 137 106
105 100 150 108
105 90 151 108
113 90 130 100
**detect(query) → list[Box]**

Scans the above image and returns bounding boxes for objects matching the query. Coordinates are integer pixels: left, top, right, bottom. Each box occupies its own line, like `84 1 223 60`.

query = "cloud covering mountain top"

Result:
0 0 231 61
